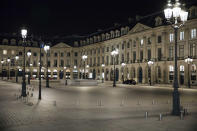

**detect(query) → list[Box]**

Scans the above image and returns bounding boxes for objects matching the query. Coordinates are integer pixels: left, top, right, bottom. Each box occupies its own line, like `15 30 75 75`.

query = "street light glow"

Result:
21 28 27 39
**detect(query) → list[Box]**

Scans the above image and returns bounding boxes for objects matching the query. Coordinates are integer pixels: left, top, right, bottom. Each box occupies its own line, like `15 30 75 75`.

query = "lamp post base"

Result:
172 89 180 116
21 82 27 97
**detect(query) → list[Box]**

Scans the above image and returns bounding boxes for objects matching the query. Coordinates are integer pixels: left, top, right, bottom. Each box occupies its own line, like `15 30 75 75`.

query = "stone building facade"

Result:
0 5 197 86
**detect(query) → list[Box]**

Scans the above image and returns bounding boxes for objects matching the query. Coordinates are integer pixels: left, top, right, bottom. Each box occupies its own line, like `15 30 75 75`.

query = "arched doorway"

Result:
93 69 96 80
59 70 64 79
105 69 109 81
138 67 143 83
180 65 184 85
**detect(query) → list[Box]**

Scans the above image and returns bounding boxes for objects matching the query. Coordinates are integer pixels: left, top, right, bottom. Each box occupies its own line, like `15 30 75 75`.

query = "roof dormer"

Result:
155 16 163 26
189 5 197 19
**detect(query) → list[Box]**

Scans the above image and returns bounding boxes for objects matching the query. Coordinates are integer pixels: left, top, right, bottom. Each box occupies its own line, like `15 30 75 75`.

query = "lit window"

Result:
169 65 174 71
180 65 184 71
3 50 7 55
169 33 174 42
180 31 184 40
191 28 196 39
140 39 144 45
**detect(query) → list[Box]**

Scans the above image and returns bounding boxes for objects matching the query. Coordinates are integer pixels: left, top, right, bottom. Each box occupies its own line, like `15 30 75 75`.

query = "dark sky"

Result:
0 0 196 36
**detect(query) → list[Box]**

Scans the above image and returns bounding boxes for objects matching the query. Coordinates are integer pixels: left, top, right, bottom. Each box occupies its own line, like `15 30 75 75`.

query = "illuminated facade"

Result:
0 5 197 85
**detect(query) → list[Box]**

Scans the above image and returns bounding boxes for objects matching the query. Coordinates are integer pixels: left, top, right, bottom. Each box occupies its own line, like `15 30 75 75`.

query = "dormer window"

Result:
155 16 163 26
110 31 114 38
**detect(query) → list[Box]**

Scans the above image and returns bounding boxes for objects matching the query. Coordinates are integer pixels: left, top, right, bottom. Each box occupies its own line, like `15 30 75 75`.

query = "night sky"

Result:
0 0 196 36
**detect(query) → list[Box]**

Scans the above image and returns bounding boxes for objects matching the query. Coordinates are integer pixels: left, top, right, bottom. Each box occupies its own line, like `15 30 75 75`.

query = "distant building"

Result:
0 5 197 86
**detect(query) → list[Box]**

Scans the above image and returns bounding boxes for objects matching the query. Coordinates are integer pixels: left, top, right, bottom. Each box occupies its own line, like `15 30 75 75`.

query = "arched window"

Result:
180 65 184 71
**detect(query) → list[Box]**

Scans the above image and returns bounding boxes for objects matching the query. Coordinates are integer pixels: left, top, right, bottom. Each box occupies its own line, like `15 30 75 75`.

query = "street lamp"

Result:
185 57 193 88
21 27 27 97
27 50 31 84
111 49 119 87
121 63 126 83
82 55 87 79
1 59 4 80
101 64 105 83
164 0 188 115
7 57 10 80
44 44 50 88
15 55 19 83
147 60 154 86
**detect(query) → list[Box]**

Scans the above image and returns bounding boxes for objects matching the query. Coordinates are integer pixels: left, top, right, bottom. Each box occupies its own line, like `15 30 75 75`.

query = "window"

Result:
98 48 100 54
60 60 64 67
148 37 151 44
3 50 7 55
190 43 196 57
133 51 136 62
54 60 57 67
179 45 184 58
191 28 196 39
102 48 104 53
102 56 104 64
107 47 109 52
191 64 196 80
158 36 162 43
133 41 136 47
19 51 22 56
11 50 15 55
127 41 130 48
180 65 184 71
60 52 64 57
127 53 129 63
117 45 119 49
67 52 70 57
41 53 44 57
169 46 173 58
180 31 184 40
33 52 37 57
158 48 162 61
140 50 143 62
97 57 100 65
122 43 124 50
121 54 124 63
74 52 78 57
74 59 77 66
147 49 151 60
106 56 109 65
54 52 58 57
111 46 114 51
169 65 174 81
140 39 144 46
169 33 174 42
158 66 161 78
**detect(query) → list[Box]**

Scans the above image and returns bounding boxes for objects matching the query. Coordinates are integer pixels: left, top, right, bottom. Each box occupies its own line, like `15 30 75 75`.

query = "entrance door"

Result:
138 67 143 83
180 72 184 85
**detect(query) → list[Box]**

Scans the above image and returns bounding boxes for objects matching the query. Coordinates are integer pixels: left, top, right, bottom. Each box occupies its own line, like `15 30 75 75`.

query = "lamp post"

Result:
21 27 27 97
121 63 126 83
15 55 19 83
27 50 31 84
82 55 87 79
7 57 10 80
38 42 44 100
101 64 105 83
44 44 50 88
148 60 154 86
1 59 4 80
111 49 119 87
185 57 193 88
164 0 188 115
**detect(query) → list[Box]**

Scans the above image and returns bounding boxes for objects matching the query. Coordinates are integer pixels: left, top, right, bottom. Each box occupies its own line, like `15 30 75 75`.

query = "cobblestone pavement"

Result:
0 80 197 131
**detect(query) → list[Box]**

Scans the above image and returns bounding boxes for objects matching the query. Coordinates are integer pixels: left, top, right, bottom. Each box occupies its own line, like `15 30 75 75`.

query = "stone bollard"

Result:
137 100 140 105
145 112 148 119
120 99 124 106
152 99 155 105
76 100 80 105
180 111 184 120
97 99 102 106
53 101 56 106
159 113 162 121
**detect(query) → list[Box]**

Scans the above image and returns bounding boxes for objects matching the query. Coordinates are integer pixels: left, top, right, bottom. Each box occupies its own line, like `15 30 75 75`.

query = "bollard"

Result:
152 99 155 105
120 99 124 106
76 100 80 105
159 113 162 121
145 112 148 119
180 111 184 120
53 101 56 106
137 100 140 105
